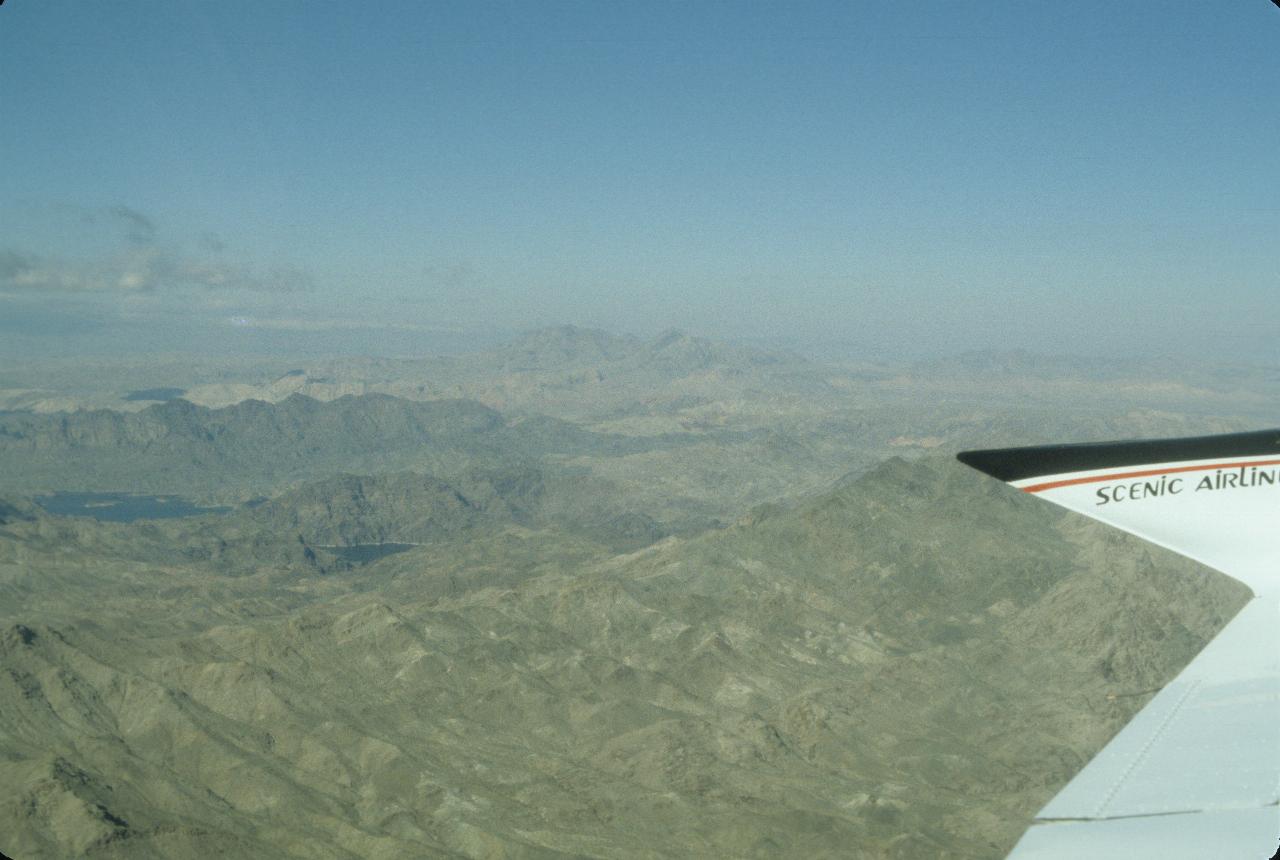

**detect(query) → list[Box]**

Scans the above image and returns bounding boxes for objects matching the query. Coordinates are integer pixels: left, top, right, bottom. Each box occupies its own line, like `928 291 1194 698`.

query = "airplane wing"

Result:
958 430 1280 859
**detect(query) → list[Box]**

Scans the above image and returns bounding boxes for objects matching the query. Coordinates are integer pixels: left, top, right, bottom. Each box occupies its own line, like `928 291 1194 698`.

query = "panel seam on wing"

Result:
1093 679 1201 818
1035 798 1280 826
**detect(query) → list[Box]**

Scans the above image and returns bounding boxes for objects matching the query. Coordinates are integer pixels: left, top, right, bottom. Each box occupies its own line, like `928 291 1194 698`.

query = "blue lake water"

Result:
327 543 417 563
35 492 230 522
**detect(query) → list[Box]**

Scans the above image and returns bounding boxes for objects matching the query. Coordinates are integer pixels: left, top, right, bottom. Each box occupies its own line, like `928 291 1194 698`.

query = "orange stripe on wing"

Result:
1022 458 1280 493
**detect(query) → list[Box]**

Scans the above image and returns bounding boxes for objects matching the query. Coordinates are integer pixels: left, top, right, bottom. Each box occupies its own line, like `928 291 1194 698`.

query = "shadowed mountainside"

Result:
235 468 669 553
0 394 697 503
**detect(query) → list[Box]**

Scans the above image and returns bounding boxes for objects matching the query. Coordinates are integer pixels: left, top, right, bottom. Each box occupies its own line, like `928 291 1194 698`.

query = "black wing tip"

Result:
955 447 1027 482
958 428 1280 484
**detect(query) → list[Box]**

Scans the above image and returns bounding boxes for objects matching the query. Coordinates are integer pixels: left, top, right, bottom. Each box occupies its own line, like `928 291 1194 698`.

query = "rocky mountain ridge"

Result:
0 457 1250 858
0 393 695 503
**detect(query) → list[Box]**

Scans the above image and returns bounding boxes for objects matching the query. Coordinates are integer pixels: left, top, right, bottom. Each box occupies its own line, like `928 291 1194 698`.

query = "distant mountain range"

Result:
0 393 699 502
139 326 822 414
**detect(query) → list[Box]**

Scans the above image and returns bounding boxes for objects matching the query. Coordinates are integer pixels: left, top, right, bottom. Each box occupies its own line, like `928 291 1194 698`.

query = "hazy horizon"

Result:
3 2 1278 364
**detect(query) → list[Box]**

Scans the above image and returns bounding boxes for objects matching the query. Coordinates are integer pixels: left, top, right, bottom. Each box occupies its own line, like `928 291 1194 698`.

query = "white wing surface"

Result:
959 431 1280 859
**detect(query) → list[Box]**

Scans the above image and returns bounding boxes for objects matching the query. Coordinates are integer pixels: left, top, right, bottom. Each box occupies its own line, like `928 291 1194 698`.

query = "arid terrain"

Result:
0 327 1272 859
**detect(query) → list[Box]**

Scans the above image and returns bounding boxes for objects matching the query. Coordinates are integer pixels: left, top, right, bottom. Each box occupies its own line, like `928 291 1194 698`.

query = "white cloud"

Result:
0 206 310 294
224 316 468 334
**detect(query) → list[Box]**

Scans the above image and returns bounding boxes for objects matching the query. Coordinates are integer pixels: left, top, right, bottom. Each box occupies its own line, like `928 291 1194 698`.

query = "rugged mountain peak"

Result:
500 325 637 368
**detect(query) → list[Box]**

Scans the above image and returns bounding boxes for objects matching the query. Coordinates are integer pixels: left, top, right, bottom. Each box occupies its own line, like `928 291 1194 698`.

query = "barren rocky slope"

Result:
0 458 1249 859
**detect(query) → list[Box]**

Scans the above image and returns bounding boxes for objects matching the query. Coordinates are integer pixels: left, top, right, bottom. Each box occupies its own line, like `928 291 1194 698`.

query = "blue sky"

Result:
1 1 1277 360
